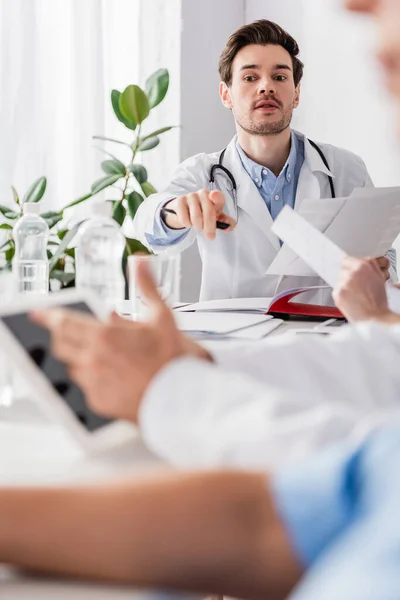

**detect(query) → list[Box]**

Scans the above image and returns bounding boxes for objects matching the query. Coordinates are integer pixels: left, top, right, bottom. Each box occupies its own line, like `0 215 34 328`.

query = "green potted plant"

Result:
0 68 173 288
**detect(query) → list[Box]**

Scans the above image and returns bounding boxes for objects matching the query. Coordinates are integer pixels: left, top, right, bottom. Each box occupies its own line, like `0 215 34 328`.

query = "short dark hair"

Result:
219 20 304 87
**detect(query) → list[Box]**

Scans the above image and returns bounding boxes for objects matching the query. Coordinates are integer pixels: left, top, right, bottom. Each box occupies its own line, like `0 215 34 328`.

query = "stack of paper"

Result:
174 311 283 339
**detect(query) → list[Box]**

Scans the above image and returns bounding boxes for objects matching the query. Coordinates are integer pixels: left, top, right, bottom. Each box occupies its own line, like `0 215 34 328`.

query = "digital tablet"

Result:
0 289 136 453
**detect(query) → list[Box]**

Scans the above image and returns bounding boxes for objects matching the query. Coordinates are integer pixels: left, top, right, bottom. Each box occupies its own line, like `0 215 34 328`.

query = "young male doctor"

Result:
133 19 394 301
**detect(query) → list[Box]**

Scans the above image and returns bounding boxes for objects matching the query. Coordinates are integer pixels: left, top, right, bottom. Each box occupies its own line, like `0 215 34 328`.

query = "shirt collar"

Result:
236 130 300 186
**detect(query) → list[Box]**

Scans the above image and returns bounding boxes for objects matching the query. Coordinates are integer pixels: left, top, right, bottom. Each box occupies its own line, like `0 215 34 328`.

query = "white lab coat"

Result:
133 131 374 302
139 323 400 470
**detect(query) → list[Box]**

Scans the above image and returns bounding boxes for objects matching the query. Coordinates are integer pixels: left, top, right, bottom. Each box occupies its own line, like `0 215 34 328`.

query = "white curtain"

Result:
0 0 140 211
137 0 181 190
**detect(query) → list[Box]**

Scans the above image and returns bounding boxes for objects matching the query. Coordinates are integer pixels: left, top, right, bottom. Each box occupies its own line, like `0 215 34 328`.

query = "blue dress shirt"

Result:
272 424 400 599
236 130 305 221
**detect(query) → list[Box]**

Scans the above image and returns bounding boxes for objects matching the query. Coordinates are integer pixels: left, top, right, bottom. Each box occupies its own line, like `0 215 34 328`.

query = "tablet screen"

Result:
2 302 112 432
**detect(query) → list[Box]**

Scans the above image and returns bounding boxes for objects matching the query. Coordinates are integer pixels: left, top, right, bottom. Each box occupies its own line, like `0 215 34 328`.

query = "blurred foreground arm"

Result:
0 471 300 600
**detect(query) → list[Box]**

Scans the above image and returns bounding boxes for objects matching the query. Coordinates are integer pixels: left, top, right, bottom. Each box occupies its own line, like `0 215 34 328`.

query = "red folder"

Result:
268 288 344 319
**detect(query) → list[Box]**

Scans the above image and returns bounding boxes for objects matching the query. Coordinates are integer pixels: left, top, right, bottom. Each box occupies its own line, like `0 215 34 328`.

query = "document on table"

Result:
174 312 281 339
267 186 400 277
270 205 400 314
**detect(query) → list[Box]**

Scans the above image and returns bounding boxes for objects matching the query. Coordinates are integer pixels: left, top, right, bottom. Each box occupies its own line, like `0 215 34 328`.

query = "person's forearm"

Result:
0 471 300 600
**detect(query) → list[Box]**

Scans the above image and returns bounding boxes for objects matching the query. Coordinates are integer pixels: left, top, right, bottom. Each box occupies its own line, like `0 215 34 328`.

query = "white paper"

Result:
267 186 400 278
227 318 283 339
386 285 400 314
271 206 346 287
175 297 274 313
174 312 272 335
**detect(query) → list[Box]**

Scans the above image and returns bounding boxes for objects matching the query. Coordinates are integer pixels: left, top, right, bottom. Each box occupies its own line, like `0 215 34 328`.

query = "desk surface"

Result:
0 318 335 597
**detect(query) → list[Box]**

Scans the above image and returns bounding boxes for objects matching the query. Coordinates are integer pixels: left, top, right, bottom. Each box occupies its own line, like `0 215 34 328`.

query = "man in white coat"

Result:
133 19 393 301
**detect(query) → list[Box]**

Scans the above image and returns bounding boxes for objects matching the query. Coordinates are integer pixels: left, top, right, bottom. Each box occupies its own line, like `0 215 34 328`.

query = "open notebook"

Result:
175 285 342 319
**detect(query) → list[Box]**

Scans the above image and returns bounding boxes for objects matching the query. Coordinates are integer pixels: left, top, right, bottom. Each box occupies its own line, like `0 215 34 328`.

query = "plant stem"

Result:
120 125 142 202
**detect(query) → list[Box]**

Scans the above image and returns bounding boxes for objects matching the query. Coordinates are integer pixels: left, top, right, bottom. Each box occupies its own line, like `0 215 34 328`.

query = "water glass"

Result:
128 253 179 321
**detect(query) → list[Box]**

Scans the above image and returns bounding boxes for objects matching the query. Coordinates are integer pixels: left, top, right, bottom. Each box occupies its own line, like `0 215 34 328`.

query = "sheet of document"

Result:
173 312 273 336
227 318 283 339
267 186 400 277
271 206 346 287
386 285 400 314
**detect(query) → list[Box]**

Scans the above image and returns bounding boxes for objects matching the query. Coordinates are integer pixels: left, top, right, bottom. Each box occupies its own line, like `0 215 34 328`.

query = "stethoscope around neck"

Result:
208 139 336 221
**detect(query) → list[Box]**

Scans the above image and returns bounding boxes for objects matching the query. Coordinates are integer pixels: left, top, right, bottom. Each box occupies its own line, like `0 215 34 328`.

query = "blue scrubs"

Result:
273 425 400 599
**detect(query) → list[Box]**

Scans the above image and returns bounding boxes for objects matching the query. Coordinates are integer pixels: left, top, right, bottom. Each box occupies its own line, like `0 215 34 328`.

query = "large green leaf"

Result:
127 191 145 219
101 159 126 176
128 164 148 184
125 237 152 256
63 192 93 210
40 211 63 229
49 222 82 271
112 200 126 226
111 90 137 131
145 69 169 109
119 85 150 125
22 176 47 204
141 182 157 197
0 223 12 230
91 174 122 195
140 126 174 143
138 136 160 152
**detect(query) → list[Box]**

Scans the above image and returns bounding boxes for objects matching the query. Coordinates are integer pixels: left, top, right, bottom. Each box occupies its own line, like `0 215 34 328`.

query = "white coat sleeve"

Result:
132 153 212 253
139 324 400 470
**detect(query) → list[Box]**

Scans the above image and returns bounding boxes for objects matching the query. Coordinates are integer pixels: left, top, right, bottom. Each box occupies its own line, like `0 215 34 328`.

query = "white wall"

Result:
245 0 400 186
179 0 245 301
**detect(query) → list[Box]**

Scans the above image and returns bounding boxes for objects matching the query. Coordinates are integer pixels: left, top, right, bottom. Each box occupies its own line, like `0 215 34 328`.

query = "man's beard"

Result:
235 107 293 136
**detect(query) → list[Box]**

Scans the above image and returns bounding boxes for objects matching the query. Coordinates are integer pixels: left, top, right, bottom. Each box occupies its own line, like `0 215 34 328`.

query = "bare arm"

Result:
0 471 301 600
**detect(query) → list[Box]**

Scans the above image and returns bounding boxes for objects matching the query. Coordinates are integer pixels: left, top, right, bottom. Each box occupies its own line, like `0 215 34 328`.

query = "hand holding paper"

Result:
271 205 400 319
267 186 400 278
